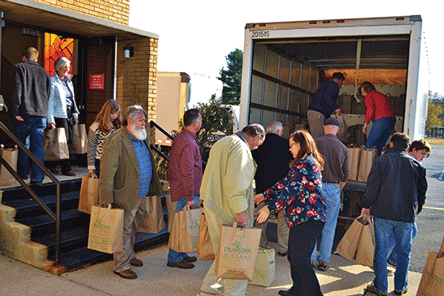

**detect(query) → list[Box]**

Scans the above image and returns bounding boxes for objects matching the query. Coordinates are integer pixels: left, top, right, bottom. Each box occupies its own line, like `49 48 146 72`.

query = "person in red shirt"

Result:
361 82 396 156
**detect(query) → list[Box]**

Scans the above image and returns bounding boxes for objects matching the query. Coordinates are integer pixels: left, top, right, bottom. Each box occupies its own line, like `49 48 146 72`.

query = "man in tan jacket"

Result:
100 105 162 279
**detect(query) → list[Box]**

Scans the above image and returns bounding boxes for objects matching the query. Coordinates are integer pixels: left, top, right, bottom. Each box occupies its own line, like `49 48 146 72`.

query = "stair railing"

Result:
0 121 62 266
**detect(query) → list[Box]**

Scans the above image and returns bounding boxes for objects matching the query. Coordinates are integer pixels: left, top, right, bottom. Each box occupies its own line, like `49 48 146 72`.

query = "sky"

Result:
129 0 444 96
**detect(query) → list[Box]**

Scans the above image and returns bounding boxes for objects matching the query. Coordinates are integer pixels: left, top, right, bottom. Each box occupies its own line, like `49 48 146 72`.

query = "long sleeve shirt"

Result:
308 80 340 118
264 156 326 228
364 89 395 123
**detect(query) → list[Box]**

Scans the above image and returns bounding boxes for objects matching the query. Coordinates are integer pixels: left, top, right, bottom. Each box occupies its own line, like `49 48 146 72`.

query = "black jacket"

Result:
11 60 51 117
252 133 292 193
362 146 427 222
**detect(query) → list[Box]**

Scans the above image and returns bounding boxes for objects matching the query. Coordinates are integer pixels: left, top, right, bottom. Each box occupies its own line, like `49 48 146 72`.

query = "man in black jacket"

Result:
361 132 427 296
252 121 292 256
11 47 51 185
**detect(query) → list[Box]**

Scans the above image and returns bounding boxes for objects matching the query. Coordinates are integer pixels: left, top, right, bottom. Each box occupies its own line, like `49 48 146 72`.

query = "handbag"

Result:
215 222 262 281
168 206 204 252
70 123 87 154
78 175 100 214
197 213 215 260
249 246 275 287
87 205 124 254
357 146 377 182
138 195 165 234
44 127 69 161
0 145 19 186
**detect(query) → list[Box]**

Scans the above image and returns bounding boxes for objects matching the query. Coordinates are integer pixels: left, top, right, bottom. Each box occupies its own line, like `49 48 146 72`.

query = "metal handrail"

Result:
0 121 62 265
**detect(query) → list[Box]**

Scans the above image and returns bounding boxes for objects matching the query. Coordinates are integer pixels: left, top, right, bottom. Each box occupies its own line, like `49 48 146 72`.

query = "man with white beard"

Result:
100 105 163 279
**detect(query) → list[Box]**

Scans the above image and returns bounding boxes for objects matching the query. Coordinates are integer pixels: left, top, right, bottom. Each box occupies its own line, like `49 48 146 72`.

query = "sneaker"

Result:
317 261 329 271
364 284 387 296
394 288 408 295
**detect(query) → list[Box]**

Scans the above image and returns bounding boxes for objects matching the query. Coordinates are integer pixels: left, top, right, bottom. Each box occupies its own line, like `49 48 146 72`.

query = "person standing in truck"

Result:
360 81 396 156
307 72 345 139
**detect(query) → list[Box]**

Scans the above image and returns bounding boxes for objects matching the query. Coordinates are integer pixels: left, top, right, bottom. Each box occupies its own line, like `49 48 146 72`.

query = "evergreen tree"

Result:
218 48 243 105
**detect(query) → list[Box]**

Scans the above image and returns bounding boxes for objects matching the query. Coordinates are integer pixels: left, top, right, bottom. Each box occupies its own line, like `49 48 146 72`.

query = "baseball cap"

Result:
324 117 340 127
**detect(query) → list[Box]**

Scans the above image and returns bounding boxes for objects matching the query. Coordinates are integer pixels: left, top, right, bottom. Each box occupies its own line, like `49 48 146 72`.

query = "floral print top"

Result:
264 155 326 227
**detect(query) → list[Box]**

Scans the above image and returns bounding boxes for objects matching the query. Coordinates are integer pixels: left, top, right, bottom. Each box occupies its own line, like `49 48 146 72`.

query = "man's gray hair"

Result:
242 124 265 141
122 105 147 126
267 121 283 134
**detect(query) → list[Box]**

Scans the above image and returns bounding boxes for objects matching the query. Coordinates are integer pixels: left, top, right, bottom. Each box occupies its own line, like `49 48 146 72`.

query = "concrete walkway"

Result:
0 242 422 296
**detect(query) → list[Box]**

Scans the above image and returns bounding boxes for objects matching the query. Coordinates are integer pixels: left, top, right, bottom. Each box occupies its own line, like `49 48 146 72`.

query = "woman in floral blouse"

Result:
256 129 326 296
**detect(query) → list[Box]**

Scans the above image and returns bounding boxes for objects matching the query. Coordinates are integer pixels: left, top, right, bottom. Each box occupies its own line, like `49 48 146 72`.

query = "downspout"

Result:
112 36 117 100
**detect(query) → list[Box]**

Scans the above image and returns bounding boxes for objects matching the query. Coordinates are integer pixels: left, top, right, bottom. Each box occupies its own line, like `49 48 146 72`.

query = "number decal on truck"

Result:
252 31 270 38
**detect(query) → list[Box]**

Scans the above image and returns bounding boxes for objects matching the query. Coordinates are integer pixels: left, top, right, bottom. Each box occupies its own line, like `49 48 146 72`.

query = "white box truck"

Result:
239 15 428 142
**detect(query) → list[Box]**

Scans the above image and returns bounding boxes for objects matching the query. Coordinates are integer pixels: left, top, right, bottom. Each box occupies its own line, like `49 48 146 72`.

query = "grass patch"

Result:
424 138 444 146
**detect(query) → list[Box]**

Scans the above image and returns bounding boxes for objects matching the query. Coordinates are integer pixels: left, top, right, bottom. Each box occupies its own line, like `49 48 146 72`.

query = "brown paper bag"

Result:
87 205 124 254
197 213 215 260
165 193 175 232
0 145 19 186
335 216 364 261
138 195 165 234
416 252 444 296
215 222 262 281
44 127 69 161
347 146 361 181
78 175 100 214
70 123 87 154
355 215 375 267
357 147 377 182
249 246 275 287
168 206 204 252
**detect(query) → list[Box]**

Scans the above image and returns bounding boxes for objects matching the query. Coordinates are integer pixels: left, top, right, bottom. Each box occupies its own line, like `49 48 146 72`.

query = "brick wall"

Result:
116 37 158 142
33 0 130 25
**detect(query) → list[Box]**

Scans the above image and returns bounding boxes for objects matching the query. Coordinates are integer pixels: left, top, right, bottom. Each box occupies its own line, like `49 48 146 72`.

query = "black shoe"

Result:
277 251 287 257
317 261 329 271
30 180 43 186
184 255 197 262
394 288 408 295
278 290 290 296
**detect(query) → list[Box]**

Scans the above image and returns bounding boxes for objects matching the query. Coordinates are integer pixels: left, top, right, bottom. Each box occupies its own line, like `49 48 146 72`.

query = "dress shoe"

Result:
278 290 290 296
184 255 197 262
63 171 76 176
113 269 137 279
364 284 387 296
167 259 194 269
30 180 43 186
49 167 59 174
130 258 143 267
277 251 287 257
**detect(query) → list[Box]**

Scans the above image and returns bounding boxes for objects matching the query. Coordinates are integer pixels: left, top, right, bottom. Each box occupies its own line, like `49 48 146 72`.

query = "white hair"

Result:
267 121 283 134
54 57 70 71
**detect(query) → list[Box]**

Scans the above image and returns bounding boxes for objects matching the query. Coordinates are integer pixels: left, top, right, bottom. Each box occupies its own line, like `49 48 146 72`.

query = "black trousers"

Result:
287 219 325 296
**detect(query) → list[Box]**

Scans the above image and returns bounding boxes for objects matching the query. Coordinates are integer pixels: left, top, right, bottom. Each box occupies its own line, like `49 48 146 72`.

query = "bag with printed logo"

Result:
168 206 203 252
215 222 262 281
87 205 123 254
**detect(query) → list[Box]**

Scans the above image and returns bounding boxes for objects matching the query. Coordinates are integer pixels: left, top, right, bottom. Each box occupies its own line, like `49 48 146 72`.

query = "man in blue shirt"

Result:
100 105 163 280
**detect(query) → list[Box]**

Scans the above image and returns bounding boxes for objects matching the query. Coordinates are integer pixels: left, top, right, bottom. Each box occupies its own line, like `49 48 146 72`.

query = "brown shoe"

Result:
113 269 137 279
130 258 143 267
167 259 194 269
184 255 197 262
364 284 387 296
63 171 76 176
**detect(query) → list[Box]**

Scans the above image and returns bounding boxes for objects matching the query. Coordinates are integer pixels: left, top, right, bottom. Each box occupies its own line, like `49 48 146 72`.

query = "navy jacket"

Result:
308 80 340 118
362 146 427 222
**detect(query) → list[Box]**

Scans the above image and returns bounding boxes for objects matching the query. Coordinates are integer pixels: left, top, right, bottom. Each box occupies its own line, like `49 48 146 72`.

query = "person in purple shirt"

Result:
307 72 345 139
167 108 203 269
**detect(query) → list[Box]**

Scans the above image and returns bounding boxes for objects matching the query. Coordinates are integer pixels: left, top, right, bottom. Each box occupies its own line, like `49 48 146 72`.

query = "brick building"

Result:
0 0 159 142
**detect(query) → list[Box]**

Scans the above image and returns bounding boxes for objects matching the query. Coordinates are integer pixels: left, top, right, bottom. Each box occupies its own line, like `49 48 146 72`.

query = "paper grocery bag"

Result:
357 147 377 182
335 216 365 261
416 252 444 296
249 246 275 287
78 175 100 214
355 214 375 267
138 195 165 234
70 123 87 154
87 206 124 254
347 146 361 181
197 213 215 260
0 145 19 186
215 222 262 281
44 127 69 161
168 206 204 252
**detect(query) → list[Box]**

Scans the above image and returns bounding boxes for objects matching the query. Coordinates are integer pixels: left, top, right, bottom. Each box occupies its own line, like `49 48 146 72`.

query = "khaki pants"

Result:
307 110 325 139
201 207 249 296
113 195 146 272
257 201 289 254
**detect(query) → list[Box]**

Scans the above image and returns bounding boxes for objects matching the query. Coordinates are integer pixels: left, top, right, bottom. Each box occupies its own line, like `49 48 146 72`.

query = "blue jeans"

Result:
373 217 416 293
15 116 47 182
387 223 417 265
311 183 341 263
167 194 199 263
366 117 396 156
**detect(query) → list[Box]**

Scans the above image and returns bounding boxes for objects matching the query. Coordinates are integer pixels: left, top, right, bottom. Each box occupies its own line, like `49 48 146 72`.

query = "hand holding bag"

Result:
87 205 124 254
138 195 165 234
78 174 100 214
215 222 262 281
355 214 375 267
168 205 203 252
